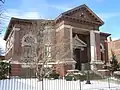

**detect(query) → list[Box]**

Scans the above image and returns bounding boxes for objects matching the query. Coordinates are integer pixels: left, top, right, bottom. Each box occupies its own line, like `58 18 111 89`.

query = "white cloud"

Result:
49 5 71 11
97 12 120 20
22 12 41 19
5 9 42 19
0 37 6 51
2 9 43 33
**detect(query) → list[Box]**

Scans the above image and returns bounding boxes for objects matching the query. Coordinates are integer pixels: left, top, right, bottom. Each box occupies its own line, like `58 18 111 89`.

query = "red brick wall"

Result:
10 64 22 76
100 35 109 63
95 33 101 60
108 39 120 63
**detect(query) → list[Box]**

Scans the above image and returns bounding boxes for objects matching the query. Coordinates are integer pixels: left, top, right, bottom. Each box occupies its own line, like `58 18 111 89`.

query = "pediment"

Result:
73 35 87 48
62 4 104 26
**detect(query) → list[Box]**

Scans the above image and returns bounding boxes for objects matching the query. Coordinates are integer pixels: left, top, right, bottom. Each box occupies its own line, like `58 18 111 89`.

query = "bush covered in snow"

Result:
45 70 59 79
0 61 11 80
113 71 120 79
65 71 86 81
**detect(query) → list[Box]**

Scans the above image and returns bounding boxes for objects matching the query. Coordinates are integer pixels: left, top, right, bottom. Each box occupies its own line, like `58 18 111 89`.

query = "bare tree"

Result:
0 0 6 34
0 0 5 4
20 19 72 80
30 20 72 80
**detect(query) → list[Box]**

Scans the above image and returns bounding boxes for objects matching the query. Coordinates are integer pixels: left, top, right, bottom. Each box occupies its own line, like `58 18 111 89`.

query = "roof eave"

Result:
3 17 14 40
58 4 104 26
100 32 111 37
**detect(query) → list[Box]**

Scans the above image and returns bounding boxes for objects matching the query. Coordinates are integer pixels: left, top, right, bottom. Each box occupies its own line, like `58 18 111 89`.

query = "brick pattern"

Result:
10 64 22 76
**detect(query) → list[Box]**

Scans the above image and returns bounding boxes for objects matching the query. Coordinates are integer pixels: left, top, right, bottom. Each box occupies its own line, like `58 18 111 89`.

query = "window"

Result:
21 34 36 63
44 45 51 58
24 36 35 44
100 43 105 61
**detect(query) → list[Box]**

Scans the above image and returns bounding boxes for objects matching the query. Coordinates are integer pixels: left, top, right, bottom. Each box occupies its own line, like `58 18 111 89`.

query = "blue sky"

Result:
0 0 120 50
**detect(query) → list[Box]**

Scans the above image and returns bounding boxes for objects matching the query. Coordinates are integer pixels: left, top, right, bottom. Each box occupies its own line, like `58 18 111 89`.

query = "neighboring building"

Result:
4 4 110 77
108 38 120 63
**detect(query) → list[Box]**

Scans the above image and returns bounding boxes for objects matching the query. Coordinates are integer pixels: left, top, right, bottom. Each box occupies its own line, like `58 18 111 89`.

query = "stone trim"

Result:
56 24 98 33
21 32 37 46
13 27 20 31
90 60 104 65
5 45 13 55
90 30 97 70
94 31 100 34
73 34 87 48
70 26 73 62
90 30 97 61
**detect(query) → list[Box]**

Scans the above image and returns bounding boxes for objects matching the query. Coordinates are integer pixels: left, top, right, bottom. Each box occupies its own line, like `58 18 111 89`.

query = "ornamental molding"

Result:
21 32 37 46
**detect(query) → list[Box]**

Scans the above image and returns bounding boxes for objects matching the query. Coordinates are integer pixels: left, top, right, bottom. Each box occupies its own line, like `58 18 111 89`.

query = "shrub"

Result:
113 71 120 79
0 61 11 80
109 50 119 74
65 71 86 81
46 71 59 79
65 74 75 81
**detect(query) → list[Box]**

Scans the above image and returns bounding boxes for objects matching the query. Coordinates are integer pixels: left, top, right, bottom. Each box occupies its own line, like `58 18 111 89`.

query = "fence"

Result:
0 65 120 90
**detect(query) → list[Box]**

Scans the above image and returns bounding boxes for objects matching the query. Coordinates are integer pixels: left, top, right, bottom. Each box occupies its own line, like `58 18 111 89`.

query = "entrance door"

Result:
74 48 81 70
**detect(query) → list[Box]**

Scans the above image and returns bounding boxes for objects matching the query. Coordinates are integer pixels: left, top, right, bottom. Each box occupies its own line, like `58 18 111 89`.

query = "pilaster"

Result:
90 30 104 70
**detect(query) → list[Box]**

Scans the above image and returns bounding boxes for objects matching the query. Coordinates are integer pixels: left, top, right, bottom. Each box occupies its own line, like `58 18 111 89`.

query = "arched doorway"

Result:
73 34 87 70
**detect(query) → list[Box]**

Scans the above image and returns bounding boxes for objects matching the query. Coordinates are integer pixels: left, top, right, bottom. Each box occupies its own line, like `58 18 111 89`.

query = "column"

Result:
90 30 97 63
63 25 76 64
90 30 97 70
70 26 76 69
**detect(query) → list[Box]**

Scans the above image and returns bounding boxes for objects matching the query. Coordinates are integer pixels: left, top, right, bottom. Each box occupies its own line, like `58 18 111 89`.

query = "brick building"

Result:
4 4 110 77
108 38 120 63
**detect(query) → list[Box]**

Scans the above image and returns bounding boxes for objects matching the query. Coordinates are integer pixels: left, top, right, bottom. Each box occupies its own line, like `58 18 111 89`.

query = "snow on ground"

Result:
0 78 120 90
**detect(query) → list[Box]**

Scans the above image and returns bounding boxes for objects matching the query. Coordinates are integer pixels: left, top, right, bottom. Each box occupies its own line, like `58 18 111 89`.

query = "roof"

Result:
4 17 33 40
4 4 107 40
100 32 111 37
3 17 54 40
55 4 104 25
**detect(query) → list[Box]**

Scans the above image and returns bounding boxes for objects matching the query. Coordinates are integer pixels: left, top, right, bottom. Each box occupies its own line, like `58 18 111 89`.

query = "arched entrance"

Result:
73 34 87 70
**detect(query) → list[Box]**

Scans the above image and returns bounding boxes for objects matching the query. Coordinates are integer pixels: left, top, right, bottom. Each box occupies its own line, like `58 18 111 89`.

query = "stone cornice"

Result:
100 32 111 37
4 17 54 41
55 4 104 26
55 15 101 26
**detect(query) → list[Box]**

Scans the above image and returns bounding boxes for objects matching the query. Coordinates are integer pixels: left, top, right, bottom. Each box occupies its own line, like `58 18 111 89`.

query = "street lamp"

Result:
86 62 91 84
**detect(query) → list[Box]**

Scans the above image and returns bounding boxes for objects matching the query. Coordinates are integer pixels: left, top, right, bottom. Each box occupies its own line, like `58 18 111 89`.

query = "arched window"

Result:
100 43 105 61
21 33 37 63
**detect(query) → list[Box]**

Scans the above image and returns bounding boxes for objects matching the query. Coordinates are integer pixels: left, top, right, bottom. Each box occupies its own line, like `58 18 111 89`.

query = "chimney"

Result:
109 37 112 41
